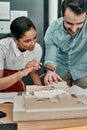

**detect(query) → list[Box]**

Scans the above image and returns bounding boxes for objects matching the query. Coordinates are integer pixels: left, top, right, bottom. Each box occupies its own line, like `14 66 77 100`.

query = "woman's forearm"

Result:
30 71 42 86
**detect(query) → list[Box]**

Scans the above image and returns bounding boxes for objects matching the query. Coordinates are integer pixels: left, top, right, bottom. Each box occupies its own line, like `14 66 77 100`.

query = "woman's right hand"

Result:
44 71 63 85
19 60 41 78
24 60 41 76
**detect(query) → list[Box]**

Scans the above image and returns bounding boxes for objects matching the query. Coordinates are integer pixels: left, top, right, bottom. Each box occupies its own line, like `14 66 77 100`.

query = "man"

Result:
44 0 87 88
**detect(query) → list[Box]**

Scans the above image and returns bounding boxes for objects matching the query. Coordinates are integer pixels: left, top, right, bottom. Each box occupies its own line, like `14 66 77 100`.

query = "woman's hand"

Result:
19 60 41 78
44 71 63 85
24 60 40 76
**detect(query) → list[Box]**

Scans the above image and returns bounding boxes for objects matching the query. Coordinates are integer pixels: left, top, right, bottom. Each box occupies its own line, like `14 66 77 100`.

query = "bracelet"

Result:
17 71 21 81
47 69 56 74
47 67 56 72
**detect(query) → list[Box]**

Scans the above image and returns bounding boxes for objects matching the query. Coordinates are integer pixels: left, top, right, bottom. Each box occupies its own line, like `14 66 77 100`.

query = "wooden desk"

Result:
0 103 87 130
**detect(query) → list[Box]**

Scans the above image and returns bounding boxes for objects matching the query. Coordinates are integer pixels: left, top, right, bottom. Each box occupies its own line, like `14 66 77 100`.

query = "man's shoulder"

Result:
45 17 63 35
50 17 63 28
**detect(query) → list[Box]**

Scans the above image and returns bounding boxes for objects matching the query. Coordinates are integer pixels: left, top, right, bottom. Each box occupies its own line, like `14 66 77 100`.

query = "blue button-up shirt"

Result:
44 17 87 80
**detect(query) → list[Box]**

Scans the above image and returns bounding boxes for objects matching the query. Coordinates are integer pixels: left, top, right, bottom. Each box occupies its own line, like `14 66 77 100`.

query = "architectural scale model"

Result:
13 82 87 121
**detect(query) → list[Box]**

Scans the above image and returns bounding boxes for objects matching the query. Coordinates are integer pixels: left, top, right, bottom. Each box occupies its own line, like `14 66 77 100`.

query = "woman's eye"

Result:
34 36 37 40
24 40 30 43
24 36 37 43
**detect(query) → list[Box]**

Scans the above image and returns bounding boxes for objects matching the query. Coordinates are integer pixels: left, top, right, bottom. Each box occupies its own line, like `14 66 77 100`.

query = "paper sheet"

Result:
0 92 17 103
70 85 87 96
70 85 87 105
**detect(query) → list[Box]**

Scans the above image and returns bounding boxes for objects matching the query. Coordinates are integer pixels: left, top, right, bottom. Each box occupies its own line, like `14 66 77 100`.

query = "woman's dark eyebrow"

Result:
29 34 37 41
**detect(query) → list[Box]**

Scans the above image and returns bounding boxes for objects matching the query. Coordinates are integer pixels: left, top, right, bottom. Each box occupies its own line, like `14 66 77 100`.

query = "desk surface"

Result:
0 103 87 130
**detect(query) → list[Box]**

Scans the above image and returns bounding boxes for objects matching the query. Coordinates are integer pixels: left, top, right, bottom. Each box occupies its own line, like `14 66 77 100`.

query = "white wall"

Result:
49 0 58 25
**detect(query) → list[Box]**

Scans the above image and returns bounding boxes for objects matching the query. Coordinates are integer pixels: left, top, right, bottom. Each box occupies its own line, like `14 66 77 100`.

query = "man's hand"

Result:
44 71 63 85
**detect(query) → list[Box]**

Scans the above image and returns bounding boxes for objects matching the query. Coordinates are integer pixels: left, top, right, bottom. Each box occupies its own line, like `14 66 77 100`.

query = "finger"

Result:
44 75 49 85
33 64 40 70
48 74 53 85
57 75 64 81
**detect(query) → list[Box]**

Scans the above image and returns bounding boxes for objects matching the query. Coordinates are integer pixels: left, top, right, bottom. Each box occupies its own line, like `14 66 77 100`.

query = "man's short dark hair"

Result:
62 0 87 16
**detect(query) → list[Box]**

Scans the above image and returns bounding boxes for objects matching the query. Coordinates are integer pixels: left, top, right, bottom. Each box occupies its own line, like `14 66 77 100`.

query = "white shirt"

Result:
0 37 42 70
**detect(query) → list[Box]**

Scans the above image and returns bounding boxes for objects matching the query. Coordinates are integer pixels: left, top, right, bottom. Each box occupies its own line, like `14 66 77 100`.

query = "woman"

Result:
0 16 42 92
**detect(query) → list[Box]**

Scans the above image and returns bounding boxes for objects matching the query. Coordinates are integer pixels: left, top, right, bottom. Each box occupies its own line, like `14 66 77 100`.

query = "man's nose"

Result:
71 25 78 32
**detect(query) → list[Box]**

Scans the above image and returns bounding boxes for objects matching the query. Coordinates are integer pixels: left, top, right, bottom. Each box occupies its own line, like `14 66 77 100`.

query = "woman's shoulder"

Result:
0 37 13 49
0 37 13 56
33 43 42 55
35 43 42 50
